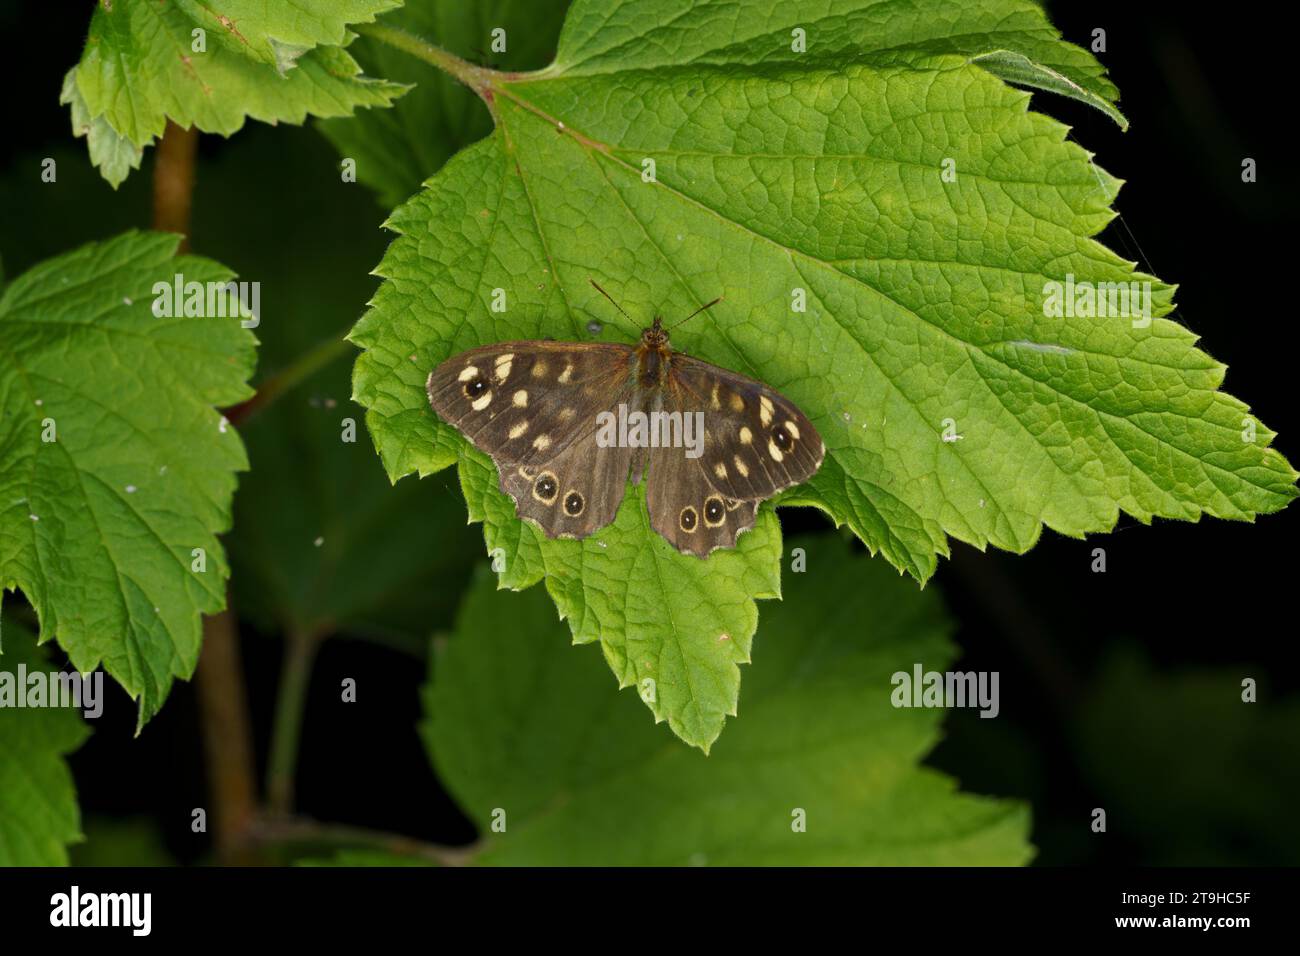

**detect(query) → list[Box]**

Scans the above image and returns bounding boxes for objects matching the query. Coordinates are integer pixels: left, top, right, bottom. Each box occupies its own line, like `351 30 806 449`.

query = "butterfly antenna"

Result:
668 295 723 332
588 278 634 322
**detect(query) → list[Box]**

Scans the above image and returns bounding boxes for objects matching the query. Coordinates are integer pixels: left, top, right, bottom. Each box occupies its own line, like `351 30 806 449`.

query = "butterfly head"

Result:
640 317 670 351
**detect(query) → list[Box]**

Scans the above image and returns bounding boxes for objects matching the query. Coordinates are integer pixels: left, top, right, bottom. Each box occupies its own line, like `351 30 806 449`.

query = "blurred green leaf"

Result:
0 619 89 866
423 534 1032 864
1076 650 1300 865
181 126 485 641
71 816 174 867
319 0 571 206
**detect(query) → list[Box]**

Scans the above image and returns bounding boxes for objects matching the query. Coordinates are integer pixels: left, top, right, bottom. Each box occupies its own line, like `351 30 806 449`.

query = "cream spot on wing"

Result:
558 362 574 384
509 421 529 439
759 395 774 426
532 360 548 378
558 407 576 421
739 426 752 445
494 353 514 382
734 456 749 477
714 462 727 479
458 365 479 382
513 389 528 407
471 391 492 411
533 434 552 451
730 393 744 412
768 438 784 462
710 384 721 410
785 420 800 440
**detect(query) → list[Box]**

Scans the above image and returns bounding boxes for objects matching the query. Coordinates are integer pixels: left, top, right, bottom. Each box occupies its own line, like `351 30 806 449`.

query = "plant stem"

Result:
226 331 352 426
266 627 324 815
152 121 199 248
154 120 260 864
248 815 480 866
194 610 259 864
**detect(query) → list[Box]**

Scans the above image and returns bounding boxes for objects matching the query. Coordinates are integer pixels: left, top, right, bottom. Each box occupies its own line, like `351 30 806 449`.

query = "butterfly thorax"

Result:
634 318 672 388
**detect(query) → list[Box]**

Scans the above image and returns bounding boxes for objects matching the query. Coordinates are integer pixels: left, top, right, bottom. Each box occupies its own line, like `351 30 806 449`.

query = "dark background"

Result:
1 1 1295 866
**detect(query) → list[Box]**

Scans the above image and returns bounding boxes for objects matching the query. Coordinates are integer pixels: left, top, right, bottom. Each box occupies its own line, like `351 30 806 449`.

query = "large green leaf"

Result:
65 0 407 186
351 0 1297 749
423 535 1032 864
0 620 90 866
0 232 257 725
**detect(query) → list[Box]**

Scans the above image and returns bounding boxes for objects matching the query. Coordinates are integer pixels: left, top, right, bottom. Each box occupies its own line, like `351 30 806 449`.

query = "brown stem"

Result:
248 815 481 866
151 121 199 248
194 610 259 864
152 121 259 863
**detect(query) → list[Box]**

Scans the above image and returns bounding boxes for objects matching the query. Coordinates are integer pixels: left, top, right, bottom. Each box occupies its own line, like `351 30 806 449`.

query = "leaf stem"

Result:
226 331 352 426
266 627 325 815
352 22 504 112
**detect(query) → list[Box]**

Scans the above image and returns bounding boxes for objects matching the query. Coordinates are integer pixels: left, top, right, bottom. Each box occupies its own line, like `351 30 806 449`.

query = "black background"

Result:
1 1 1296 867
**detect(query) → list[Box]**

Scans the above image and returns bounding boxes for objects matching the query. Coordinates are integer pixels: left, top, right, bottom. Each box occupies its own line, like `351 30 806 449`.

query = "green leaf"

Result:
352 0 1297 748
59 69 143 190
423 535 1032 865
0 619 90 866
0 231 257 726
67 0 408 185
319 0 571 207
457 443 782 749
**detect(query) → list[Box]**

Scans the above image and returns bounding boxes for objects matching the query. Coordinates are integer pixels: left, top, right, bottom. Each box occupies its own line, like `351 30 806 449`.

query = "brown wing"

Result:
645 442 759 557
426 340 635 466
498 429 634 540
665 353 825 502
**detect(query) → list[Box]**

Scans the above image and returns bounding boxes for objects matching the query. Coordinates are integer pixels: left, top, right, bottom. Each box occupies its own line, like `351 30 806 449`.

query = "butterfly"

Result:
426 282 825 557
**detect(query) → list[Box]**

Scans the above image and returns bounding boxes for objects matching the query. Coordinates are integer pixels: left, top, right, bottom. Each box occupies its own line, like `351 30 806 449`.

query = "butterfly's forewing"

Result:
427 341 635 466
664 354 825 503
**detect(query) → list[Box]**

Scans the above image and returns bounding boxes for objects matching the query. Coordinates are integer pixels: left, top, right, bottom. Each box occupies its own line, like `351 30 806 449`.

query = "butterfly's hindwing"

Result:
426 341 635 465
645 442 759 556
498 429 634 539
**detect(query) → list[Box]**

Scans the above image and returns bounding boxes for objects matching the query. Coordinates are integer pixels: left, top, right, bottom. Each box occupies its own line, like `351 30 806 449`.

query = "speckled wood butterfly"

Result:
426 283 825 557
